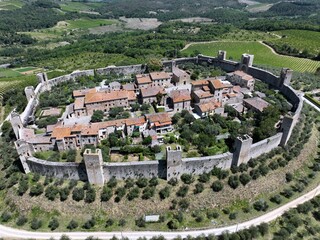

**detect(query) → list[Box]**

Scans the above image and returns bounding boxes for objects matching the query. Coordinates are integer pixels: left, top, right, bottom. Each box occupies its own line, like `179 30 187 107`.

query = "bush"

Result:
211 181 223 192
115 187 126 201
239 173 251 186
281 188 294 198
250 169 261 180
167 219 179 230
30 183 44 196
107 177 117 188
67 220 78 230
176 185 189 197
228 175 240 189
253 200 269 211
136 178 148 188
60 235 71 240
30 218 42 230
168 178 178 186
45 185 59 201
258 223 269 236
194 183 204 194
72 188 85 201
149 177 159 187
142 186 155 199
105 218 114 227
159 186 170 200
85 187 96 203
83 217 96 229
127 187 140 201
1 211 11 222
181 174 194 184
285 172 293 182
16 215 28 226
206 209 219 219
101 187 113 202
198 173 210 183
118 219 126 227
124 178 135 189
229 212 237 220
18 178 29 196
59 187 70 201
135 217 146 228
270 195 282 204
48 218 59 231
179 199 190 209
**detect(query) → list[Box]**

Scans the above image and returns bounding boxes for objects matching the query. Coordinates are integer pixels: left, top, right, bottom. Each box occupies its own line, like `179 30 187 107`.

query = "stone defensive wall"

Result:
11 51 303 185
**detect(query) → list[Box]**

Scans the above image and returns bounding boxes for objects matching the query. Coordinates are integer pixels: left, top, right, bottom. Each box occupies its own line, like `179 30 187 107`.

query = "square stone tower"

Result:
166 145 182 180
83 149 105 186
232 134 253 166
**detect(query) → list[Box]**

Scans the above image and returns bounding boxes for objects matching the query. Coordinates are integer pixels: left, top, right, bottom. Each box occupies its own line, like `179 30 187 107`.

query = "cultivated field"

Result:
267 30 320 56
182 41 320 73
59 2 104 12
0 0 23 10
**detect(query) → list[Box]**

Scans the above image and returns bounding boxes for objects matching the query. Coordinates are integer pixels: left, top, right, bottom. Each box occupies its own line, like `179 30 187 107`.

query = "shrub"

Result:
142 186 155 199
136 178 148 188
30 183 44 196
206 209 219 219
135 217 146 228
167 219 179 230
30 218 42 230
281 188 294 198
159 186 170 200
168 178 178 186
48 218 59 231
174 211 184 223
285 172 293 182
59 187 70 201
67 220 78 230
101 187 113 202
18 178 28 196
198 172 210 183
149 177 159 187
250 169 260 180
127 187 140 201
115 187 126 201
124 178 135 189
239 173 251 186
211 181 223 192
83 217 96 229
1 211 11 222
72 188 84 201
60 235 71 240
228 175 239 189
297 202 313 214
105 218 114 227
118 219 126 227
258 164 270 176
253 200 269 211
258 223 269 236
85 187 96 203
107 177 117 188
16 215 28 226
270 195 282 204
194 183 204 194
176 185 189 197
45 185 59 201
229 212 237 220
181 174 194 184
179 199 190 209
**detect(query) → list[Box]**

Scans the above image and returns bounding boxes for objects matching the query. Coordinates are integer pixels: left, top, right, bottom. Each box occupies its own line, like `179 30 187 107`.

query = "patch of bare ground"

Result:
119 17 162 30
7 126 318 222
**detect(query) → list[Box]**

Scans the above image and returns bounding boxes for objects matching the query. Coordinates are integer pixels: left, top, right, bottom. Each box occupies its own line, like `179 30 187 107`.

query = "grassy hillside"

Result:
182 41 320 73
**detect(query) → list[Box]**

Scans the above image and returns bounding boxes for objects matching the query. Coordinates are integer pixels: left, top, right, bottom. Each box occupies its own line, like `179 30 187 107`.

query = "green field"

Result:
267 30 320 56
182 41 320 73
0 0 24 10
0 69 22 78
66 18 116 29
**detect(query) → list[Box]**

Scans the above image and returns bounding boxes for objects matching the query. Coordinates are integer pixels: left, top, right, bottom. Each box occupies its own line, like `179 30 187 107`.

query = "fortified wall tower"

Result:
83 149 105 185
232 135 253 166
166 146 182 180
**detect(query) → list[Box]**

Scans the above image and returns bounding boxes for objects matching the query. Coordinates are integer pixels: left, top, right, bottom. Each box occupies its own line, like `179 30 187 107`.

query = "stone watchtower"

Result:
36 72 49 91
14 139 32 173
10 112 23 139
24 86 35 102
218 50 226 61
83 149 105 186
279 68 293 87
240 54 254 72
166 146 182 180
232 135 253 166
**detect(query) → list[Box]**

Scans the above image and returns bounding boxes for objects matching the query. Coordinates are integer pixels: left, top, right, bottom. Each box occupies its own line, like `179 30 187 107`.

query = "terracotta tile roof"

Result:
209 79 233 89
172 67 188 77
51 127 72 140
202 86 210 92
170 89 191 103
150 72 171 80
125 117 146 126
28 136 52 144
122 83 135 91
136 74 152 84
233 70 253 81
197 101 221 113
73 88 96 98
191 79 209 86
242 74 254 81
193 90 213 99
127 91 137 101
233 85 241 93
243 97 269 112
20 128 35 140
141 86 164 98
146 112 172 125
85 90 128 104
74 97 85 110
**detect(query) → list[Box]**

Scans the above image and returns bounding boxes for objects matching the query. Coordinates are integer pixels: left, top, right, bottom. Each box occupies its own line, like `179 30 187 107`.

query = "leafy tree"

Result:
142 136 152 145
211 181 224 192
107 177 118 188
91 110 104 123
149 177 159 187
159 186 171 200
72 188 85 201
194 183 204 194
136 177 148 188
30 218 42 230
59 187 70 201
228 175 240 189
85 187 96 203
253 199 269 211
30 183 44 196
105 218 114 227
45 185 59 201
16 215 28 226
198 172 210 183
127 187 140 201
239 173 251 186
179 198 190 209
142 186 155 199
101 187 113 202
176 185 189 197
67 220 78 230
48 218 59 231
181 173 194 184
135 217 146 228
285 172 293 182
270 194 282 204
167 219 179 230
83 217 96 229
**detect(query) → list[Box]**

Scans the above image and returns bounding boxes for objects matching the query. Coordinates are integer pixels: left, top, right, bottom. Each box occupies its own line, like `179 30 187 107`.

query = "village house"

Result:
145 112 173 134
172 67 190 86
109 81 121 91
191 79 209 91
168 89 191 112
208 79 233 104
150 72 172 87
194 101 224 118
243 97 270 113
135 74 152 89
192 89 215 105
227 70 255 91
139 86 165 105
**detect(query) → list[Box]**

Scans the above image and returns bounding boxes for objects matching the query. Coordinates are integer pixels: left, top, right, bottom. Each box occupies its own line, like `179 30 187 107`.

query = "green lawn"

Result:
0 68 22 78
66 18 116 29
268 30 320 56
14 67 37 73
60 1 103 12
0 0 24 10
182 41 320 73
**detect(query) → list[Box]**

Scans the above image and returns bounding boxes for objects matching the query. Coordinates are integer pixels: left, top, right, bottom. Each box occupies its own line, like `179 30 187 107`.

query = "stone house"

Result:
168 89 191 112
194 101 224 118
191 79 209 91
109 81 121 91
145 112 173 134
192 89 215 104
140 86 165 105
243 97 270 113
150 72 171 87
172 67 190 86
208 79 233 104
135 74 152 89
227 70 255 91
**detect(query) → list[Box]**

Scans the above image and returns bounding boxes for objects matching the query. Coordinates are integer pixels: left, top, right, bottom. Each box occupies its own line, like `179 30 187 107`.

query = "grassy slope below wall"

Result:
182 41 320 73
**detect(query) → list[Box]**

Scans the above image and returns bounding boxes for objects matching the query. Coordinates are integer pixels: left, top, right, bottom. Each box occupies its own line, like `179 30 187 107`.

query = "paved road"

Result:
0 184 319 240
